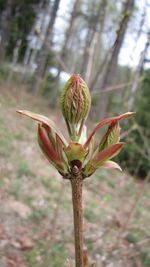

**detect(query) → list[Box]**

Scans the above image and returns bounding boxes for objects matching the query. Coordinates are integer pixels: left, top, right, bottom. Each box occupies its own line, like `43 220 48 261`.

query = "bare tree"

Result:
23 0 51 67
50 0 81 107
80 0 107 82
85 0 108 84
32 0 61 90
128 30 150 110
94 0 135 119
56 0 81 78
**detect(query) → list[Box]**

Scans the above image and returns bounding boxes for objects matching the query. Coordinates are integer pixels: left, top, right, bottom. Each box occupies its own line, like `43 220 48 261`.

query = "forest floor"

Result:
0 82 150 267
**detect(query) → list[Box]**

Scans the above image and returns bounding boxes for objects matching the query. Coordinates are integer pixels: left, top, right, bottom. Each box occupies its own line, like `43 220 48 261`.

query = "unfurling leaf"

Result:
83 249 89 267
83 143 124 177
84 112 135 148
100 160 122 171
99 121 120 151
17 110 67 145
38 124 68 175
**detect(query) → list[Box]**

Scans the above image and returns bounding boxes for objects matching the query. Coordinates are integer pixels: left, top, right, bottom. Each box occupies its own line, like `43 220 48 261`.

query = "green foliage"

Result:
40 51 58 97
126 231 150 266
0 118 13 157
30 208 50 221
3 0 40 60
102 193 112 202
0 0 5 12
41 73 56 97
17 161 31 177
45 51 56 72
91 93 99 107
84 202 99 223
25 242 67 267
10 178 22 199
118 69 150 178
0 64 10 80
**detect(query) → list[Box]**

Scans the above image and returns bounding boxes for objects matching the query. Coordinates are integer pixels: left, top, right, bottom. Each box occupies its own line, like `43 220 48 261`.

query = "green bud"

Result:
64 142 87 164
60 74 91 124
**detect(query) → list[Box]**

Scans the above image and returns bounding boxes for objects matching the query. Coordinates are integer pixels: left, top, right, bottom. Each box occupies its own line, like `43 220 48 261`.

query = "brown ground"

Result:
0 82 149 267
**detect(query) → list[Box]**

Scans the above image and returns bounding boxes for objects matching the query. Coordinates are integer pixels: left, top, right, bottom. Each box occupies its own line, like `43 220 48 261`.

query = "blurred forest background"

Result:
0 0 150 267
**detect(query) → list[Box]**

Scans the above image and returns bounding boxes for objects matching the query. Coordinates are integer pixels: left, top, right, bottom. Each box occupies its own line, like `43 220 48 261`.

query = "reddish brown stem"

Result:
71 175 84 267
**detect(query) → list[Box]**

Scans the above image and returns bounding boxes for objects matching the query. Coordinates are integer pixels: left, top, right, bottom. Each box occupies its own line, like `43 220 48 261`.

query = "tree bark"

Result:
80 0 107 82
23 0 52 67
32 0 60 90
50 0 81 107
128 30 150 110
95 0 135 119
55 0 81 82
80 26 95 79
85 31 98 84
86 0 108 85
71 174 84 267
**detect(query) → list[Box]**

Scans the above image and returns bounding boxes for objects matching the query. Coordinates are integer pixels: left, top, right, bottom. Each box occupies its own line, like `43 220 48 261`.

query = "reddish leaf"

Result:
38 124 60 163
38 124 68 174
56 133 64 159
92 143 124 165
17 110 67 145
84 143 124 176
84 112 134 148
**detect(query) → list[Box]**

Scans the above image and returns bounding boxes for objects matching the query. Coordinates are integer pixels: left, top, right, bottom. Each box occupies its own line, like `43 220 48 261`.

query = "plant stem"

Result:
71 174 84 267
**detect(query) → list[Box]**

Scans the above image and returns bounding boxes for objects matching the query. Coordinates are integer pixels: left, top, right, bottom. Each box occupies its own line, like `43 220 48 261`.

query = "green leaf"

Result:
64 142 87 164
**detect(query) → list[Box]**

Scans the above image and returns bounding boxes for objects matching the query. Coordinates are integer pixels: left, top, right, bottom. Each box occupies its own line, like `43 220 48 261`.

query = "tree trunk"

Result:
128 30 150 110
50 0 81 107
32 0 60 90
80 26 95 79
86 0 108 85
85 30 98 84
81 0 107 83
56 0 81 78
95 0 135 119
0 0 14 61
23 0 52 67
